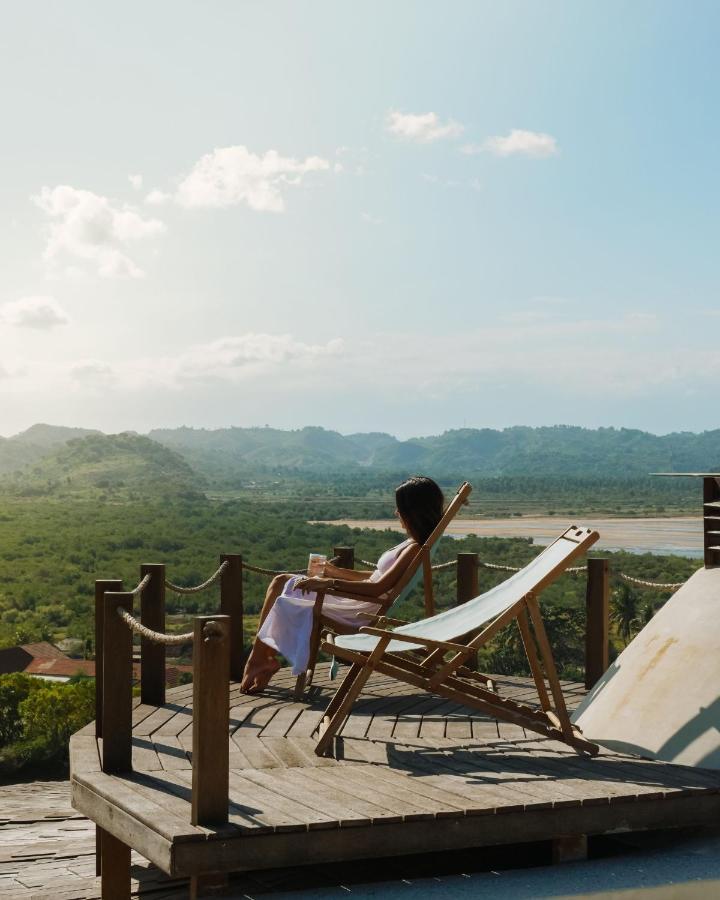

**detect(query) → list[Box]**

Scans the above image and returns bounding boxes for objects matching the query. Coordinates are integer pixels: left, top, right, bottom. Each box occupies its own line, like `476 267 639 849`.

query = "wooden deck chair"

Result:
294 481 473 699
314 525 600 757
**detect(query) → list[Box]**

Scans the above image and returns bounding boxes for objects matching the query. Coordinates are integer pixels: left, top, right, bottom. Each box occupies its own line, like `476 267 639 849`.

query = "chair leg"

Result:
293 672 307 700
315 647 386 757
517 606 552 712
526 596 574 738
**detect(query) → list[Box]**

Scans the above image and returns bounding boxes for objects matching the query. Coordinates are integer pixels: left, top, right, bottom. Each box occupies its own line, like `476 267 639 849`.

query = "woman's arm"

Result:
296 542 419 599
323 562 374 581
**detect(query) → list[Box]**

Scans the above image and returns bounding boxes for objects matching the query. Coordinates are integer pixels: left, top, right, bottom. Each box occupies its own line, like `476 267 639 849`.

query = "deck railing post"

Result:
94 579 123 739
333 546 354 569
703 476 720 567
456 552 480 669
102 591 134 774
220 554 244 680
585 558 610 690
191 615 230 827
140 564 165 706
456 552 479 605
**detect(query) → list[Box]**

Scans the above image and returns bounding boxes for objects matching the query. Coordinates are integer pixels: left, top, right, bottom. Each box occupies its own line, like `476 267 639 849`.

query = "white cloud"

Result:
174 146 330 212
463 129 559 158
361 212 382 225
70 359 116 384
1 295 69 330
169 334 344 383
128 174 143 190
33 185 166 278
144 189 171 206
386 110 464 143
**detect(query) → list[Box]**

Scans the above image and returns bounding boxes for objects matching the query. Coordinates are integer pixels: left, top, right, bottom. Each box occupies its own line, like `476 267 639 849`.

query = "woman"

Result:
240 475 445 694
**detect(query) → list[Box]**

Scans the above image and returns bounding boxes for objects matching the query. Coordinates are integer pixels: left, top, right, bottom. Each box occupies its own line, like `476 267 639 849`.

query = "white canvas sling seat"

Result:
315 525 600 758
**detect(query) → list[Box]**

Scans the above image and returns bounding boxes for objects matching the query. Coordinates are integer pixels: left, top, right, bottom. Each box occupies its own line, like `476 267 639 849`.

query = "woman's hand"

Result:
295 576 334 594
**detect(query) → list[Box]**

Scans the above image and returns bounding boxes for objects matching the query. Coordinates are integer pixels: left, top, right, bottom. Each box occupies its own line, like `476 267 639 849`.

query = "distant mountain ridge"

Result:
147 424 720 479
2 423 719 484
2 433 203 500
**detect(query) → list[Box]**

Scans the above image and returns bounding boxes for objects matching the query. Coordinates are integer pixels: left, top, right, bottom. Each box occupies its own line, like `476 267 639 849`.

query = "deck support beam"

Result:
552 833 588 864
100 826 131 899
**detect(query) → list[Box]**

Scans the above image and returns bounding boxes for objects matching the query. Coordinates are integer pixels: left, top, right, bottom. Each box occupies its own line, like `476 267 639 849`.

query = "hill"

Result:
1 433 204 501
148 424 720 480
0 424 99 476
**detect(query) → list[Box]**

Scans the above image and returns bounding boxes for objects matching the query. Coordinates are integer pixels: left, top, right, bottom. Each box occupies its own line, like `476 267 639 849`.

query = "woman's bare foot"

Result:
240 657 280 694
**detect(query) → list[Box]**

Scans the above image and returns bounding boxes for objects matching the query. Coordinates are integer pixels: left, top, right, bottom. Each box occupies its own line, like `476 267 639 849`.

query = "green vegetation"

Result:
0 673 94 774
2 433 204 502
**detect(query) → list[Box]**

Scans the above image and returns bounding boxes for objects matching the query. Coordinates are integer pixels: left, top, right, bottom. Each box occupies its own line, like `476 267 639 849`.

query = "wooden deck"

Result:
69 667 720 887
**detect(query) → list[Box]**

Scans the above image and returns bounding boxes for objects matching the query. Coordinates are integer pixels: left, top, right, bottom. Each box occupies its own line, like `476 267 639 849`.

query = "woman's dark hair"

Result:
395 475 445 545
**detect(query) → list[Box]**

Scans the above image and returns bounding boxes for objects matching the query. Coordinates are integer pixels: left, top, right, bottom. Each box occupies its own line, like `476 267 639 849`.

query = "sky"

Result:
1 0 719 439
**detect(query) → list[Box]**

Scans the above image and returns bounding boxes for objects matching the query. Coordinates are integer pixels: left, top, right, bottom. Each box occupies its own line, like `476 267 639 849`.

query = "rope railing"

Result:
618 572 686 590
116 606 194 644
358 555 682 587
243 562 306 577
129 573 151 596
164 560 229 595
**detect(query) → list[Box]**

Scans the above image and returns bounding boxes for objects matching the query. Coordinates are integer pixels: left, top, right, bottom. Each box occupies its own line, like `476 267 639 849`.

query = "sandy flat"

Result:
313 516 704 556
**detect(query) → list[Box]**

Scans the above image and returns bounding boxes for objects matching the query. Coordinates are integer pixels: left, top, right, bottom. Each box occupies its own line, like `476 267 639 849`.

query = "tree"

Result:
611 582 640 645
0 674 42 746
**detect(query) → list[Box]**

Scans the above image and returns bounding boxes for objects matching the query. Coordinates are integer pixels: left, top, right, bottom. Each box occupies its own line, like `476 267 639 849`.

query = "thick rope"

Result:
165 560 229 595
129 574 151 596
242 562 306 577
116 607 193 644
618 573 686 590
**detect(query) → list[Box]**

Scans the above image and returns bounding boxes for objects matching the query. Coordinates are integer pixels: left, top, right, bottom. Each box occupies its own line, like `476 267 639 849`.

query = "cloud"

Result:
33 185 166 278
462 129 558 158
361 212 382 225
386 110 464 143
128 174 143 190
1 295 69 329
144 189 171 206
174 146 330 212
170 334 344 383
70 359 116 384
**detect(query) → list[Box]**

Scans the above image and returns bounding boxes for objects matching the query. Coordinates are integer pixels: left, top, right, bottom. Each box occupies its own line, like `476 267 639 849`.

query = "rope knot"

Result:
202 621 224 642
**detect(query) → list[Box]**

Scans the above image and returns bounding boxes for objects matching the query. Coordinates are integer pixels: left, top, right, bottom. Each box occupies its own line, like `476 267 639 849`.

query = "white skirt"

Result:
256 575 381 676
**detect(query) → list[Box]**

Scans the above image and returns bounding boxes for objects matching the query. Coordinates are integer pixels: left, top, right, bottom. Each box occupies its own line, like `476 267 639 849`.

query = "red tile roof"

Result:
20 642 66 659
25 658 96 678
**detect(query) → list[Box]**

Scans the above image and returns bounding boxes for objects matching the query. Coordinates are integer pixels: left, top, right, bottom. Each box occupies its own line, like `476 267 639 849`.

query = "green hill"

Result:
1 433 204 501
148 424 720 480
0 424 99 476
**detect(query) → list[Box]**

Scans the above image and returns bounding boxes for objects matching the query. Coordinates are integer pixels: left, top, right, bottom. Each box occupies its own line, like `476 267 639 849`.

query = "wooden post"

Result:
585 558 610 690
100 827 131 899
703 476 720 568
94 579 123 740
94 579 122 878
456 552 479 604
553 833 588 863
140 564 165 706
333 545 354 569
220 554 244 680
102 591 134 774
191 615 230 827
455 552 479 667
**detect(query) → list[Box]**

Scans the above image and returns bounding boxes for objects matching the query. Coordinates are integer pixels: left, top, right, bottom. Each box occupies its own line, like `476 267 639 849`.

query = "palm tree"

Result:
611 582 640 645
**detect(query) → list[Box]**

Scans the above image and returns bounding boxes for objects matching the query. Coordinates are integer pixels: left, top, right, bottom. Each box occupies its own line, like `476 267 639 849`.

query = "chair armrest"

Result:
358 626 471 654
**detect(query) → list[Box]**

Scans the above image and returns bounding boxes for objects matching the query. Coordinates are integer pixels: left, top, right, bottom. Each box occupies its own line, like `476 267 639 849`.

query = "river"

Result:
316 516 704 558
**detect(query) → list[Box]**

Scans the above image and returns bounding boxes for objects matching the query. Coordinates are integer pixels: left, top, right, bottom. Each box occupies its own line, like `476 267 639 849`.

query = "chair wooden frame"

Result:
293 481 473 698
314 526 601 757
